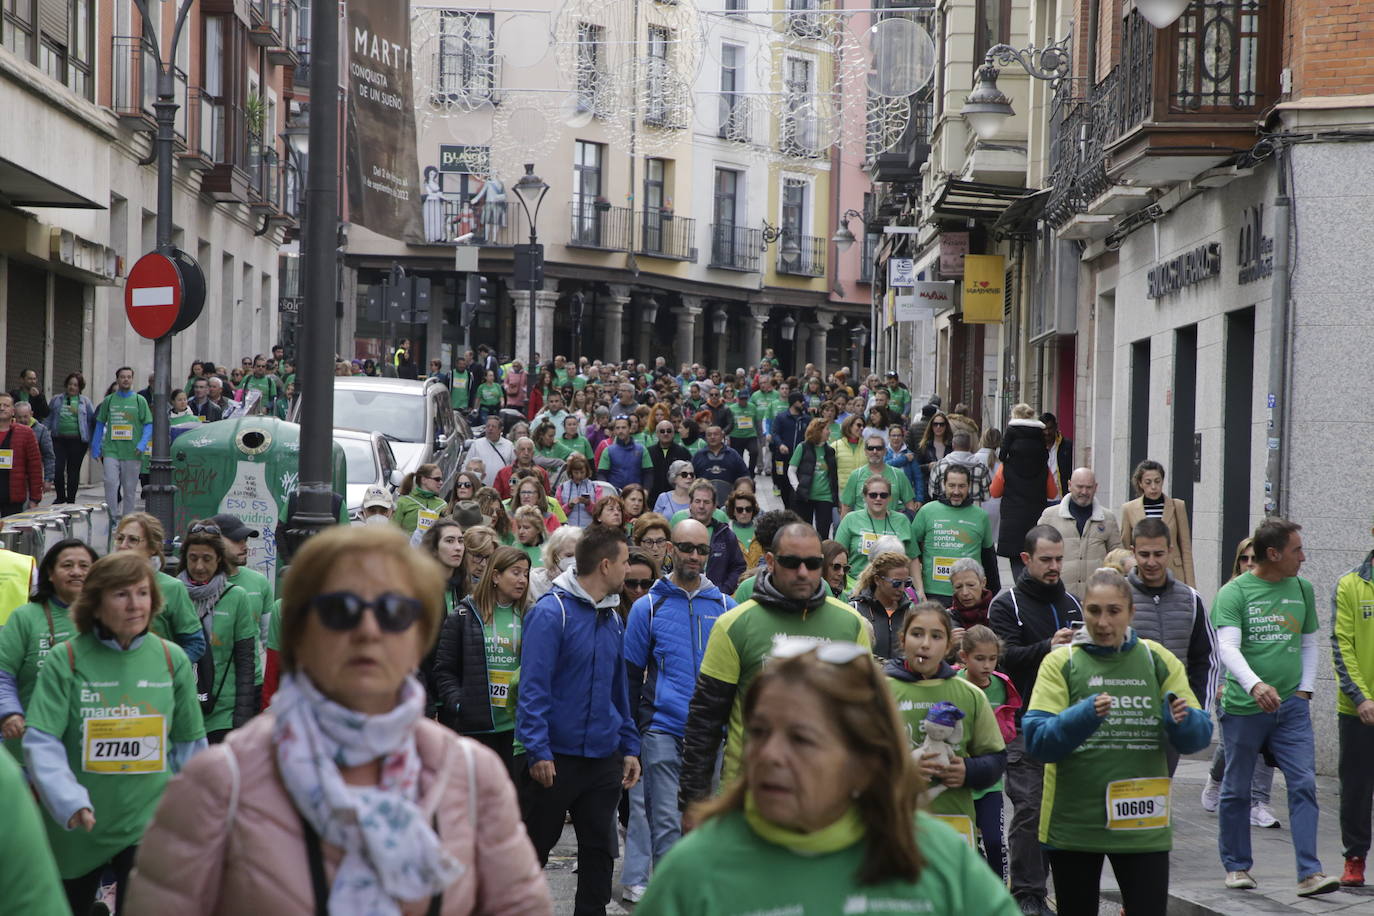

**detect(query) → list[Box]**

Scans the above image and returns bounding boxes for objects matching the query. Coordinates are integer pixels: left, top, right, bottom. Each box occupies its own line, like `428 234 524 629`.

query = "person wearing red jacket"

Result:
0 393 44 515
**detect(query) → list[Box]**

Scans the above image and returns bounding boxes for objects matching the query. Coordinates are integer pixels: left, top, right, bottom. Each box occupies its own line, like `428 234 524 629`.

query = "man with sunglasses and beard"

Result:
622 520 735 898
677 522 871 827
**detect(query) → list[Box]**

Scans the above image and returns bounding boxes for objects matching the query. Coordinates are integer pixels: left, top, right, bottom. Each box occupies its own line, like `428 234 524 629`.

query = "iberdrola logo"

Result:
1088 675 1104 687
843 896 869 914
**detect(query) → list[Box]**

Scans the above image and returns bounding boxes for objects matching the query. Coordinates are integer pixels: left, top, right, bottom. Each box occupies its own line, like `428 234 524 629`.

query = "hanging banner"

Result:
894 281 955 321
961 254 1005 324
345 0 423 241
940 232 969 277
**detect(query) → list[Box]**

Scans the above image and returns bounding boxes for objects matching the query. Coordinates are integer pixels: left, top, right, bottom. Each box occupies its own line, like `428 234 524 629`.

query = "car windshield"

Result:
333 389 427 441
336 437 379 485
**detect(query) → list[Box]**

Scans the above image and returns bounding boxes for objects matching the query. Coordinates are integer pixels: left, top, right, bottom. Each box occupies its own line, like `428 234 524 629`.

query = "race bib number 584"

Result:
82 715 167 774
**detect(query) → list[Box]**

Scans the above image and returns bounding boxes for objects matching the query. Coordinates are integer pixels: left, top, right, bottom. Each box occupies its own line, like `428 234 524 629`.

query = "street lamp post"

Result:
285 0 341 552
512 163 549 368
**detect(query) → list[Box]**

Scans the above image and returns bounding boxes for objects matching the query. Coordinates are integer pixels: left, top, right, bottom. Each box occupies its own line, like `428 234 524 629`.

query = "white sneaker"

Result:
1250 803 1281 828
1200 777 1221 812
622 884 647 903
1226 870 1257 890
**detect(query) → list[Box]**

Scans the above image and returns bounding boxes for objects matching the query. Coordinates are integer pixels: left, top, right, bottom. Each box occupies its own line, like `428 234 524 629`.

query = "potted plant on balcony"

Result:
593 195 611 212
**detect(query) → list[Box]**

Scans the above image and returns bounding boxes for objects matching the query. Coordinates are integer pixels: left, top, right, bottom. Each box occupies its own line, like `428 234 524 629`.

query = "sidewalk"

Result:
1097 751 1374 914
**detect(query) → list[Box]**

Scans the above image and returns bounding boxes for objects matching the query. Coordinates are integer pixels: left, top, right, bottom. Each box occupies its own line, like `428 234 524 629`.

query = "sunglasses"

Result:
885 577 914 590
674 542 711 555
931 421 947 428
775 554 823 570
829 562 852 575
865 445 885 452
1239 554 1255 563
771 637 869 664
309 591 423 633
865 491 891 500
456 480 475 488
624 578 655 590
678 472 695 479
733 505 755 514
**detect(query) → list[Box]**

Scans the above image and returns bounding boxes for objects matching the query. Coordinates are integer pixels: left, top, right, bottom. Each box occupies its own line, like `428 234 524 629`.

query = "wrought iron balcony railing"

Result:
710 224 762 271
639 212 696 260
776 231 825 277
568 201 635 251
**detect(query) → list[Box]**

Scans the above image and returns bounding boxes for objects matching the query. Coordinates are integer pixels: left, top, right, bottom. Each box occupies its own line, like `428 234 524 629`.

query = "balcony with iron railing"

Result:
869 89 933 182
250 0 284 46
111 36 156 123
1106 2 1278 185
568 201 635 251
639 211 696 260
716 94 753 143
267 0 299 66
200 102 252 201
776 231 825 277
1042 70 1120 228
710 225 762 272
436 198 518 245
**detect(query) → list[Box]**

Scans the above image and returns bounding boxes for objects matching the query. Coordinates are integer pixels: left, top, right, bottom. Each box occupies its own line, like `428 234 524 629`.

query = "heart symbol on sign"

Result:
979 281 990 288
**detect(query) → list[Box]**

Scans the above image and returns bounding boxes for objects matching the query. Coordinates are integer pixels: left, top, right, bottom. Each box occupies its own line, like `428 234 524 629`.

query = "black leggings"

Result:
64 843 138 915
1047 848 1169 916
469 729 519 781
975 791 1005 881
793 498 835 539
53 435 87 503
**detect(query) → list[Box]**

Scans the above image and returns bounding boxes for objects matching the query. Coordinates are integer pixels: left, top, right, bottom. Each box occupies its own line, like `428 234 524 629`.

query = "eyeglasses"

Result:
770 637 869 665
775 554 823 570
865 445 885 452
308 591 423 633
623 578 655 590
471 551 494 562
640 536 668 548
865 491 891 500
189 523 222 535
114 533 145 546
829 562 852 575
674 542 711 556
885 577 914 590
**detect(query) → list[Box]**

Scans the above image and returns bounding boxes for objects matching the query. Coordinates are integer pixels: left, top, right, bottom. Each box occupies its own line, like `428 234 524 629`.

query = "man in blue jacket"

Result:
624 519 735 875
769 391 808 507
517 523 642 914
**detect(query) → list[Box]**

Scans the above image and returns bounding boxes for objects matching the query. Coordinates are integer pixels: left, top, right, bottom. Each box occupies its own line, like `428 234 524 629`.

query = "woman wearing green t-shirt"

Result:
23 551 206 911
178 526 257 743
728 489 763 569
476 369 504 421
46 372 95 504
1023 569 1211 916
432 545 529 775
789 418 839 538
0 539 97 761
637 639 1019 915
393 464 447 536
833 476 914 581
885 604 1006 851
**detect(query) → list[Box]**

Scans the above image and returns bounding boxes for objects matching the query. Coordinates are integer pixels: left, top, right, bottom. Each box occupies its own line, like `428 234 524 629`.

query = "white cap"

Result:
361 485 394 510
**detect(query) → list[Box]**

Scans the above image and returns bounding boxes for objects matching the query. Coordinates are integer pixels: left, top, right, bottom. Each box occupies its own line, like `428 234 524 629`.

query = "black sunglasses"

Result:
733 504 755 514
775 554 823 570
674 542 711 555
865 445 885 451
624 578 655 590
865 491 891 500
308 591 423 633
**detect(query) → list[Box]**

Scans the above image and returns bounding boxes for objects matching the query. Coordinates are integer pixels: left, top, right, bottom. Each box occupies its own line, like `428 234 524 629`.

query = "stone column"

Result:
636 294 661 362
676 300 702 371
535 290 559 365
811 309 834 372
515 293 532 365
792 323 811 377
602 294 628 365
709 304 729 373
747 304 769 367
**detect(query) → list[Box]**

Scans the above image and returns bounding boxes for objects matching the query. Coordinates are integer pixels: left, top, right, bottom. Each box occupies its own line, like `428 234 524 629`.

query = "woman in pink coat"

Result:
126 526 552 916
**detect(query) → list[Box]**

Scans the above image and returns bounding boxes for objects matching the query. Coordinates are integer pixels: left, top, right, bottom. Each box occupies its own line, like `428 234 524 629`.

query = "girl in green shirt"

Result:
476 370 504 421
512 506 547 569
394 464 447 536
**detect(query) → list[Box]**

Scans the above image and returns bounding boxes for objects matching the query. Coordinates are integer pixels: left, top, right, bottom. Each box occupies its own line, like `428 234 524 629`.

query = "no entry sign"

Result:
124 250 206 339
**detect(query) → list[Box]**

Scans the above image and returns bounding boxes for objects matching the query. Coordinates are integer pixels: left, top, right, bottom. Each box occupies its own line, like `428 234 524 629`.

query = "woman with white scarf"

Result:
178 522 256 744
127 525 552 915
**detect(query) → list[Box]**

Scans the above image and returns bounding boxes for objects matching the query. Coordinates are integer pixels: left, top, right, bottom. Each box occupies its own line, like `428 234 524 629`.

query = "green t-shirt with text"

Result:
477 382 503 407
909 502 993 597
485 604 521 732
1210 572 1318 714
833 510 913 581
199 585 257 732
95 392 153 460
729 403 761 440
840 464 916 510
227 566 274 684
0 600 76 760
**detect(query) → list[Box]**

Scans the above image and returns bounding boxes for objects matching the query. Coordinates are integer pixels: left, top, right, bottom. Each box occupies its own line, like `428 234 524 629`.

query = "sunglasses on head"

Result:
770 637 869 665
308 591 423 633
189 523 222 535
674 542 711 555
775 554 823 570
624 578 654 590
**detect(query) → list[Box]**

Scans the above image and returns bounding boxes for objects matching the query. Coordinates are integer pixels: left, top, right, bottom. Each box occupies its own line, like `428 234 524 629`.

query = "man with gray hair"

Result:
929 430 991 504
206 375 242 419
12 401 53 491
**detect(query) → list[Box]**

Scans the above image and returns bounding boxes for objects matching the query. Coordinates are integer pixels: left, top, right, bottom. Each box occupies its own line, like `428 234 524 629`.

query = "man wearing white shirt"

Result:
468 414 515 487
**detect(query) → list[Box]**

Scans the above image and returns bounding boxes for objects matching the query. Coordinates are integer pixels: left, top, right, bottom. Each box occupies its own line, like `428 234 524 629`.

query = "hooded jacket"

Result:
704 519 747 596
883 658 1007 793
995 418 1049 558
624 576 734 737
850 586 913 660
988 571 1083 722
515 569 640 762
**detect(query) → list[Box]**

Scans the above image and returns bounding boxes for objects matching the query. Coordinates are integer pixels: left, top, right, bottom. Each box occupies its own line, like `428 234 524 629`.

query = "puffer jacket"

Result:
124 713 552 915
1037 496 1123 600
1127 570 1216 708
433 596 504 734
624 577 734 737
850 586 913 660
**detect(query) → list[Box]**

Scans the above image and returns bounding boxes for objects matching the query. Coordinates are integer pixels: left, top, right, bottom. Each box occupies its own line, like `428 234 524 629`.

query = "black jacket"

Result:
850 587 913 660
647 441 693 501
11 389 49 421
431 596 499 734
883 658 1007 792
996 420 1050 557
988 572 1083 720
705 519 747 595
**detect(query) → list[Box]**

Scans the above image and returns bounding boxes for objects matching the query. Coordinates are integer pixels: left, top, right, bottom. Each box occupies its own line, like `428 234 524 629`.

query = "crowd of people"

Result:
0 348 1370 916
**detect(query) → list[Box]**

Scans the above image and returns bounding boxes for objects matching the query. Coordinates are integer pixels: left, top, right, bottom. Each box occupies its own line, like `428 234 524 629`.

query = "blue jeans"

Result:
1218 694 1322 879
621 780 652 888
641 730 685 863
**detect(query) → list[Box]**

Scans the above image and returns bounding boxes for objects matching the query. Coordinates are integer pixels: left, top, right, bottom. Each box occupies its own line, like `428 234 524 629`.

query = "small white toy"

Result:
915 701 966 800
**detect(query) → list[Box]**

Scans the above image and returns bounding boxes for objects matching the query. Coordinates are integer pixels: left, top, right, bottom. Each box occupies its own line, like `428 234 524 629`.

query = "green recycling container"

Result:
171 417 348 585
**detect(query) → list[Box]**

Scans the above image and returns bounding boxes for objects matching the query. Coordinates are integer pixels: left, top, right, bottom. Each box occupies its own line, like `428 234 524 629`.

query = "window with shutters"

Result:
3 0 34 61
51 277 84 390
5 263 49 393
67 0 91 97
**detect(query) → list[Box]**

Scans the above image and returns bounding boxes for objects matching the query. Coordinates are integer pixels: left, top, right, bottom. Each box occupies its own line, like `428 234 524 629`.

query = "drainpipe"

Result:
1263 145 1291 517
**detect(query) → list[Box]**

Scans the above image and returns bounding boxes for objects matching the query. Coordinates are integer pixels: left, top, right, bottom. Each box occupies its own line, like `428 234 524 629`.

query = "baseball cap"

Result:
207 513 259 542
885 370 899 378
788 391 805 406
361 485 394 510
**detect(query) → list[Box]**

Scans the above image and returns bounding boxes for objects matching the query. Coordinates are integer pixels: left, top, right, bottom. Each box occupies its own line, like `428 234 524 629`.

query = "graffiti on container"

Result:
219 461 281 582
174 458 217 501
279 471 299 497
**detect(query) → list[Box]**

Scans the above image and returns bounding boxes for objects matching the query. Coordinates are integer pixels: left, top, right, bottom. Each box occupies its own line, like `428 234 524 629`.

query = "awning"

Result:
993 188 1052 237
930 178 1028 223
0 156 103 209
